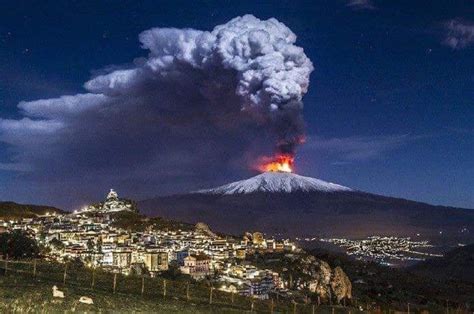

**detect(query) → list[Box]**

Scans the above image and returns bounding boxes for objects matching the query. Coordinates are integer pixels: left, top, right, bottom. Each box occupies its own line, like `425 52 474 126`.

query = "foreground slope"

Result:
310 247 474 311
140 173 474 241
410 244 474 283
0 275 242 313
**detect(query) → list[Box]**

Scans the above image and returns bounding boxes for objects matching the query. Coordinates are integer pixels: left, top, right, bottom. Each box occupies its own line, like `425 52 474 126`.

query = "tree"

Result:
49 238 64 250
162 261 189 280
66 256 85 271
96 237 102 252
0 230 40 259
86 239 95 250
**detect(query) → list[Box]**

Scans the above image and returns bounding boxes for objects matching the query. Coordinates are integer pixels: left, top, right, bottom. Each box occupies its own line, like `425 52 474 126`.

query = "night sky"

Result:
0 0 473 209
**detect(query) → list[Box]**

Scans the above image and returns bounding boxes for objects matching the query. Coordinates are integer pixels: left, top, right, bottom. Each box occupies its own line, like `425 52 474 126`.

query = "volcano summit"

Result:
196 172 352 194
140 172 474 243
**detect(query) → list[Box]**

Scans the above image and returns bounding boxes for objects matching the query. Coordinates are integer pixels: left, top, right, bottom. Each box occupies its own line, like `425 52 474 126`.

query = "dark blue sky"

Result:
0 0 473 209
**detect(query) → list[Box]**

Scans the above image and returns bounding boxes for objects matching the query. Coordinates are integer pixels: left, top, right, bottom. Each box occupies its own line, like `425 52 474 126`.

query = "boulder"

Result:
331 266 352 303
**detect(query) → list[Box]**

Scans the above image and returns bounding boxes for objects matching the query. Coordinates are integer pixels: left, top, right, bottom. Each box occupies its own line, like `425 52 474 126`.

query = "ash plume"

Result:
86 15 313 154
0 15 313 207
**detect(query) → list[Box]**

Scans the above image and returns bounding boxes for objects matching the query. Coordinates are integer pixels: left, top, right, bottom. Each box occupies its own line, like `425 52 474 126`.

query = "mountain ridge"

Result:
0 201 65 220
139 172 474 242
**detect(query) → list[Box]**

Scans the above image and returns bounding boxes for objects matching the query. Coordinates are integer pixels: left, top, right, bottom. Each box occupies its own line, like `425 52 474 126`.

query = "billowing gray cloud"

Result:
18 94 108 119
442 18 474 50
0 15 313 208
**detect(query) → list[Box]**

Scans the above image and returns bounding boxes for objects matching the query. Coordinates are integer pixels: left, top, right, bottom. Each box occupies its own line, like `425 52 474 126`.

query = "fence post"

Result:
293 301 297 314
63 263 67 285
163 279 167 298
33 259 37 277
141 276 145 295
4 257 8 275
251 299 254 312
91 267 96 289
271 298 274 313
186 283 190 300
231 291 235 303
312 303 315 314
113 273 117 294
209 287 213 304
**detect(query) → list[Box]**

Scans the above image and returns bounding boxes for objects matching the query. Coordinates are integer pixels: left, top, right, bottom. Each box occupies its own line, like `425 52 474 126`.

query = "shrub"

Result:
0 230 40 259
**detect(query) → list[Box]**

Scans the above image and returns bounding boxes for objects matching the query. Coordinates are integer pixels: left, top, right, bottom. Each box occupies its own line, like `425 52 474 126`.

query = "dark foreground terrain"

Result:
310 246 474 312
410 243 474 283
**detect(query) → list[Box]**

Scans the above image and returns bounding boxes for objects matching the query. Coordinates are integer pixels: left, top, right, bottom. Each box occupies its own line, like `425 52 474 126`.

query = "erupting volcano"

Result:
259 154 294 173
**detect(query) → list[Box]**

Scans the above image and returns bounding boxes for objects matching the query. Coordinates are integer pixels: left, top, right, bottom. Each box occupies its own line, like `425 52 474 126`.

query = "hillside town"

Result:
0 189 347 300
320 236 443 266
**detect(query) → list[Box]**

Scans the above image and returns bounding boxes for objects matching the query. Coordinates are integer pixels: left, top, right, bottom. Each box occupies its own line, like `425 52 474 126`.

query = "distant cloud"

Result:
346 0 375 10
0 118 64 146
18 94 108 119
442 18 474 49
444 127 474 136
303 134 424 163
330 161 353 166
0 162 31 172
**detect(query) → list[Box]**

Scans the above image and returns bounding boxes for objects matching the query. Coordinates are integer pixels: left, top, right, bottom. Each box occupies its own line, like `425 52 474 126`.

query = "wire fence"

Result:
0 258 355 313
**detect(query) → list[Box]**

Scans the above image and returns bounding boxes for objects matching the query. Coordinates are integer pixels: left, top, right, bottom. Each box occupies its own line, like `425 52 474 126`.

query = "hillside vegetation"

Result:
0 201 64 220
410 244 474 283
110 210 194 232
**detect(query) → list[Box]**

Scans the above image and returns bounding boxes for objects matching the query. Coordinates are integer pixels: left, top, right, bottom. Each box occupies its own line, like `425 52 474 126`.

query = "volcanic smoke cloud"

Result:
0 15 313 207
86 15 313 154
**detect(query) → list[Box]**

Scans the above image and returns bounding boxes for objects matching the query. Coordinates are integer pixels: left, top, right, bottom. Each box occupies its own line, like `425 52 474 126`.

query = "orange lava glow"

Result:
259 154 294 173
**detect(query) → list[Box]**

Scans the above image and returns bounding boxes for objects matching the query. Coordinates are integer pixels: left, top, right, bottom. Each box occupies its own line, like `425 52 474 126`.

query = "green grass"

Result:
0 274 249 313
0 261 355 313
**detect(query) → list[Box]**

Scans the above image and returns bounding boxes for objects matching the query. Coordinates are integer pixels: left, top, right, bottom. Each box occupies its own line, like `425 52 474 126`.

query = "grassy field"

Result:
0 269 357 313
0 273 248 313
0 261 356 313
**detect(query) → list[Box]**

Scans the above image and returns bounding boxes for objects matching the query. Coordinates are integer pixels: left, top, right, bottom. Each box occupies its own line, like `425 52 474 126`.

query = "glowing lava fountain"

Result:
259 154 294 173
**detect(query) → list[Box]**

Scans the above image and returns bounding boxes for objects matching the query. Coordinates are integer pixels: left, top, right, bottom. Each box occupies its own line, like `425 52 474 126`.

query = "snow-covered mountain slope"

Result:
195 172 353 195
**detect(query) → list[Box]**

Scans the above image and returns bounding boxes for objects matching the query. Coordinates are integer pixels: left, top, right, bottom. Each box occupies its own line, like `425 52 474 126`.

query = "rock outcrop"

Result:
195 222 217 238
301 255 352 303
331 266 352 302
86 189 137 213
